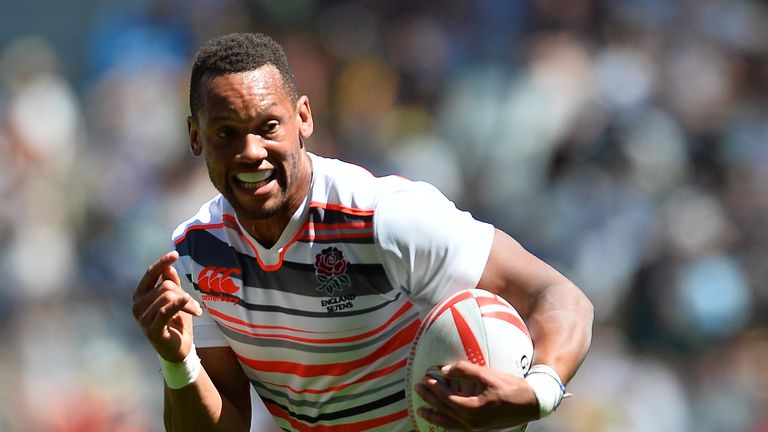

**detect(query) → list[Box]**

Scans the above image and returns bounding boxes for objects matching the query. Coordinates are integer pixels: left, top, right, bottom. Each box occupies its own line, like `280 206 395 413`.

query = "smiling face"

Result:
188 66 313 245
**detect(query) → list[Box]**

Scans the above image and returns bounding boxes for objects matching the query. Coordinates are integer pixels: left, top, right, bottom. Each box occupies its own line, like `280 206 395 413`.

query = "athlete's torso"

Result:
173 153 494 431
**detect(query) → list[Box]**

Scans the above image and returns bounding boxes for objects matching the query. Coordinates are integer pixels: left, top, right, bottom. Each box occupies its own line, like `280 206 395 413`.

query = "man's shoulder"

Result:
309 152 423 208
310 153 381 183
171 194 228 243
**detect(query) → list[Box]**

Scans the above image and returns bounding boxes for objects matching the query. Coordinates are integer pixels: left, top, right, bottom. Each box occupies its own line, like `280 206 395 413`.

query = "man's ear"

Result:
188 116 203 156
296 95 314 141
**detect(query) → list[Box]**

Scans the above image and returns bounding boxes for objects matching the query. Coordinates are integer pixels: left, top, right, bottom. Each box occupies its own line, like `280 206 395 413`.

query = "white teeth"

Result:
236 170 273 184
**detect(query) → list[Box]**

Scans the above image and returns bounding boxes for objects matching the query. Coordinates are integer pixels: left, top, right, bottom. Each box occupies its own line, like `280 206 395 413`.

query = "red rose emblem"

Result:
314 247 351 295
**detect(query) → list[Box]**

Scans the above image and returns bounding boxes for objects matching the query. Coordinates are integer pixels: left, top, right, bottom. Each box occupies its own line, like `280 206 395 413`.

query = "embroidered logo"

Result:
314 247 351 296
197 267 241 294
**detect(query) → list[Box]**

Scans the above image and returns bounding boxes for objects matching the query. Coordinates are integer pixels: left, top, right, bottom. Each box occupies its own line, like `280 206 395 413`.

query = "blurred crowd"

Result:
0 0 766 431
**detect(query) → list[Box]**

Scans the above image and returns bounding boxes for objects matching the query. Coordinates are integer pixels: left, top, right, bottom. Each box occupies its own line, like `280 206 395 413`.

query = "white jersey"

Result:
172 153 494 431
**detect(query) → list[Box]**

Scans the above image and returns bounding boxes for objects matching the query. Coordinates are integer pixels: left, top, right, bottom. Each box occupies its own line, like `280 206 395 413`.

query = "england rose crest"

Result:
314 247 351 296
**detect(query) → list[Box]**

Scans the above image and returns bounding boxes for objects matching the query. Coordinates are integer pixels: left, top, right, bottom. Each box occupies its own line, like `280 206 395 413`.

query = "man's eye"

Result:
262 121 279 134
215 128 236 139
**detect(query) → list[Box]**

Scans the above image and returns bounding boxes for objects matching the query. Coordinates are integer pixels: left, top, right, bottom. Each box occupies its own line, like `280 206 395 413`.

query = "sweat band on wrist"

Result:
525 364 567 418
158 344 202 390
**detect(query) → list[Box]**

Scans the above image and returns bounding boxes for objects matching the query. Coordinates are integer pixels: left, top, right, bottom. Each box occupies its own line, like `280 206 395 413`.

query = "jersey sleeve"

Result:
374 182 495 305
171 243 230 348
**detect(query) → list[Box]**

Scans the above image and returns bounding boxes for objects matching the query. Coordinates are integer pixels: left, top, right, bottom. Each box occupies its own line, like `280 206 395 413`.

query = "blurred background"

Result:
1 0 767 430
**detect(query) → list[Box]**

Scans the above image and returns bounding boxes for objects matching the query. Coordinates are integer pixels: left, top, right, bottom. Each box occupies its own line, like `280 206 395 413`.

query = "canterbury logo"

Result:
197 267 241 294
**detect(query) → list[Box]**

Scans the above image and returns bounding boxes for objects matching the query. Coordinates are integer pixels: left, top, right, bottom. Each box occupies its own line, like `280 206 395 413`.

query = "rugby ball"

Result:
406 289 533 432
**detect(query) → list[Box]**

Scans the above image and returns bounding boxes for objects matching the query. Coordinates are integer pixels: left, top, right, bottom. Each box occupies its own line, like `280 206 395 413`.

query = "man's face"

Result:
188 66 313 225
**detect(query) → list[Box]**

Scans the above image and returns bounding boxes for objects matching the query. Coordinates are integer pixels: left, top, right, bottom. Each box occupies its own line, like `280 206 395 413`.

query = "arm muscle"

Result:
477 229 593 383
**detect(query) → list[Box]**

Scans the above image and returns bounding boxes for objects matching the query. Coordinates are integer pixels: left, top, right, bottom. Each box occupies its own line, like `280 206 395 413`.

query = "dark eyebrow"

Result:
206 115 241 124
206 102 281 125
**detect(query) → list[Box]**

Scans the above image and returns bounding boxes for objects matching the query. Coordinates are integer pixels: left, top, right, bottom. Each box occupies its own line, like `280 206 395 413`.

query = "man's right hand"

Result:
132 251 203 362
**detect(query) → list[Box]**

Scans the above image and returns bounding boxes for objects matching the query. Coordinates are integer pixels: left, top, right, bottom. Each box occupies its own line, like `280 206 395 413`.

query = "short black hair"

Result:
189 32 297 120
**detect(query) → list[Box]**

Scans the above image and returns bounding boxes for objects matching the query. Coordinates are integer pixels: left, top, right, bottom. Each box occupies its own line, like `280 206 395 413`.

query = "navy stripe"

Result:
261 390 405 424
175 230 240 270
177 229 387 276
296 235 374 244
177 229 393 298
309 207 374 224
194 279 404 318
251 378 406 410
280 260 386 276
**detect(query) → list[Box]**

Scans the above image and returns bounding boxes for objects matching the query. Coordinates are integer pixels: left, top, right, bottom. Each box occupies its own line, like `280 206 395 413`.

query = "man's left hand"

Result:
414 360 540 430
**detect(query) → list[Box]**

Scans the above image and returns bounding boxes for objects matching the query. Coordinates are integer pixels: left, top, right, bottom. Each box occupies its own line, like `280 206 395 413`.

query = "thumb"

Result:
440 361 487 397
441 360 487 380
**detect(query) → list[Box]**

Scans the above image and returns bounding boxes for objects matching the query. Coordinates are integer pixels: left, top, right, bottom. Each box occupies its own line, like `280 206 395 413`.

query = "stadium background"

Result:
0 0 766 430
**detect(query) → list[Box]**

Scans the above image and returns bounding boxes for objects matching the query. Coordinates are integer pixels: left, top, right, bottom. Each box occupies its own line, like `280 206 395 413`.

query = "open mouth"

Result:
234 170 275 190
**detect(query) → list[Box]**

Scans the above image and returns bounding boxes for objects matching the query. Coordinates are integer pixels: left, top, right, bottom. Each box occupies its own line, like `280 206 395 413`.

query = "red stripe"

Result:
207 308 328 334
475 295 509 307
450 306 486 367
208 301 415 344
423 290 475 332
220 213 306 272
473 294 531 338
297 231 374 241
309 201 375 216
260 359 407 395
307 221 373 230
182 211 371 272
481 310 530 338
264 401 408 432
173 222 227 245
237 319 420 377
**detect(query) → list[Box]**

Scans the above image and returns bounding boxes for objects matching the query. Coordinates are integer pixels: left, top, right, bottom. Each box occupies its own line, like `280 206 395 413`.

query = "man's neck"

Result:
243 217 290 249
241 152 313 249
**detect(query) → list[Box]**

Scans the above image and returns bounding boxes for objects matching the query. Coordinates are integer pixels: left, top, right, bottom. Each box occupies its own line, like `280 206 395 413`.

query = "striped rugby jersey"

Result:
172 153 494 431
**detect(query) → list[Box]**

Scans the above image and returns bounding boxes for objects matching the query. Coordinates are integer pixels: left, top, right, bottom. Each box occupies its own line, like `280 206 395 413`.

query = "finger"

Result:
415 381 466 429
134 279 202 323
180 294 203 316
138 287 186 331
415 381 440 407
157 260 200 316
416 406 466 430
134 251 179 299
417 376 460 413
160 274 202 317
441 360 486 378
137 277 190 325
132 281 167 321
429 364 487 409
133 274 182 319
419 376 484 430
139 278 202 326
161 262 181 286
144 290 192 337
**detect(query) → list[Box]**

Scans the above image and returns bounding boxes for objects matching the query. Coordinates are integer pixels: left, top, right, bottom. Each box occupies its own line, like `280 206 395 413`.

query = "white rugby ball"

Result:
406 289 533 432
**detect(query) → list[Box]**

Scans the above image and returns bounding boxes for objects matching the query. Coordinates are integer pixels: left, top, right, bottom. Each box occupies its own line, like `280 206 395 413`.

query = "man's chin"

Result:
222 189 274 218
232 204 280 222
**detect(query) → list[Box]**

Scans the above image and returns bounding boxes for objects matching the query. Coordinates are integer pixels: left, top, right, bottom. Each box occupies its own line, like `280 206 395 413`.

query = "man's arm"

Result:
132 252 252 432
163 347 252 432
415 229 593 429
478 229 593 383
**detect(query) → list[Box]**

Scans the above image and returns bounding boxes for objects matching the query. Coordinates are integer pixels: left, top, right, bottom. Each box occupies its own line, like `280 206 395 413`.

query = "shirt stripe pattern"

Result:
173 157 425 431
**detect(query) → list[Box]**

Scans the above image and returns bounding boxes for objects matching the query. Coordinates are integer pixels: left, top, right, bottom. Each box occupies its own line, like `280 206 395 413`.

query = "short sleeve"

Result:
374 182 495 305
172 244 230 348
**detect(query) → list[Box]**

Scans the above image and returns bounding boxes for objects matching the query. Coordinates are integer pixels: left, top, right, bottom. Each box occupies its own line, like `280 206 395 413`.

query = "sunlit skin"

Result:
136 59 595 432
187 66 314 247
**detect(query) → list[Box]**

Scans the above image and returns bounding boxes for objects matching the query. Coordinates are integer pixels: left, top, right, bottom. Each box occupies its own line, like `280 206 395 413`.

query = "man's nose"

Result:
239 133 268 161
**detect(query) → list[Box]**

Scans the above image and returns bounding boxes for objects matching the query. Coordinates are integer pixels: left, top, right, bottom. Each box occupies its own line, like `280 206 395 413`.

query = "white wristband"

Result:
158 345 202 390
525 364 567 418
